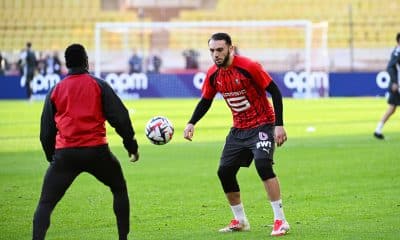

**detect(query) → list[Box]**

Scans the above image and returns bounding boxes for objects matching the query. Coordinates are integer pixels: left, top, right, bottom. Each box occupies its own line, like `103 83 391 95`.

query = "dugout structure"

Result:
94 20 328 97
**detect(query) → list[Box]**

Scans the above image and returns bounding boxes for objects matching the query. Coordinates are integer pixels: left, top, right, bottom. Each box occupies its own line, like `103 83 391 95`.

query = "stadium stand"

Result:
174 0 399 49
0 0 138 52
0 0 398 71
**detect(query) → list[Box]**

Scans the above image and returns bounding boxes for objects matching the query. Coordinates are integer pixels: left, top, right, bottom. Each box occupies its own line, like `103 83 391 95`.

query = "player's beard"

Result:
215 50 231 68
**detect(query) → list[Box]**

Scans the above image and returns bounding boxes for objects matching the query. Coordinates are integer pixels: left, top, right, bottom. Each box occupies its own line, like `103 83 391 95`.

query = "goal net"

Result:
94 20 329 97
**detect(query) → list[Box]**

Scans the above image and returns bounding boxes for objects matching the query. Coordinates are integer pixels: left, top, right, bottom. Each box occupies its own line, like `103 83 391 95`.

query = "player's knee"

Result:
217 166 240 193
110 179 128 195
255 159 276 181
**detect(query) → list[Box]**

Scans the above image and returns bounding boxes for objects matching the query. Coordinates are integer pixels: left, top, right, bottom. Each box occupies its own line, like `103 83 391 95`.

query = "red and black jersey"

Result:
40 68 137 162
202 55 275 129
50 72 107 148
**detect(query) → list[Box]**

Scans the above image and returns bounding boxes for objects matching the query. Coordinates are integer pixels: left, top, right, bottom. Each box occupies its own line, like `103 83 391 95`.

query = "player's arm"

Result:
97 79 139 161
388 70 399 92
388 49 400 92
40 89 57 162
393 53 400 92
184 97 213 141
390 78 399 93
266 81 287 147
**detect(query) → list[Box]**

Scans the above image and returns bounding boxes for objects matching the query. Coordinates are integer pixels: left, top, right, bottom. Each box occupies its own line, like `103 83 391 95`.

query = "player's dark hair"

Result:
65 43 88 69
396 32 400 43
209 32 232 46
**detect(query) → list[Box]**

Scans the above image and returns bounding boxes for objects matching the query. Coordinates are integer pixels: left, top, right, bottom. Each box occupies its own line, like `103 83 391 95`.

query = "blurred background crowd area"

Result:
0 0 398 75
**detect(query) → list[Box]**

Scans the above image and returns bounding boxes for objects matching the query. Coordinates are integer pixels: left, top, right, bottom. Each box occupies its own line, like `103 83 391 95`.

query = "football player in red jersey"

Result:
184 33 289 236
32 44 139 240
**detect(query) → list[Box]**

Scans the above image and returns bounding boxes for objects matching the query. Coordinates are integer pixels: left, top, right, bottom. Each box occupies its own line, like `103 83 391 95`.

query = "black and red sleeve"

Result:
95 78 138 155
40 88 57 162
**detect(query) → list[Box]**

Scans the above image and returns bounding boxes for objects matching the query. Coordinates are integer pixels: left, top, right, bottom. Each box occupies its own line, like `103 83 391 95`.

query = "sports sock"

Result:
270 199 286 221
375 121 384 133
231 203 248 223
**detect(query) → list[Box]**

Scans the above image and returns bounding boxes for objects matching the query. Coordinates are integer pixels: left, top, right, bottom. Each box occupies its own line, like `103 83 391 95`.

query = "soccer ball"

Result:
145 116 174 145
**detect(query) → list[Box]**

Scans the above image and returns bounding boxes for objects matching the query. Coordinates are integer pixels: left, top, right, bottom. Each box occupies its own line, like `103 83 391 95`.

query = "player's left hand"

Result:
274 126 287 147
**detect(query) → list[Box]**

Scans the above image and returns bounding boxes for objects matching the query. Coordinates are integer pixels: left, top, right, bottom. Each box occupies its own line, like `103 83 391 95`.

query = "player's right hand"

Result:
183 123 195 141
391 83 399 93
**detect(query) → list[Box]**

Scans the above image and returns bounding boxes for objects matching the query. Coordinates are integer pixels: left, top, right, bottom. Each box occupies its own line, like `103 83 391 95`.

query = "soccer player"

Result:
18 42 37 100
32 44 139 240
374 32 400 140
183 33 290 236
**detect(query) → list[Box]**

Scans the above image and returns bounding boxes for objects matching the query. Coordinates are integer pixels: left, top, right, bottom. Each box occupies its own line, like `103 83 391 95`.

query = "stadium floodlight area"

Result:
94 20 328 97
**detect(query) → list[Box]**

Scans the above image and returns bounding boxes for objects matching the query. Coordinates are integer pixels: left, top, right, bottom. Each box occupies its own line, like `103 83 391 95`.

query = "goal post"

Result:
94 20 329 97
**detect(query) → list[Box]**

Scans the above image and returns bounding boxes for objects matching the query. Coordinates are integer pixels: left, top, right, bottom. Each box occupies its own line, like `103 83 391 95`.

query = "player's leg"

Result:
217 129 251 232
217 165 251 232
254 160 289 234
252 124 289 236
86 145 130 240
218 165 241 205
374 89 400 139
382 105 397 124
26 72 34 99
32 156 80 240
375 104 396 139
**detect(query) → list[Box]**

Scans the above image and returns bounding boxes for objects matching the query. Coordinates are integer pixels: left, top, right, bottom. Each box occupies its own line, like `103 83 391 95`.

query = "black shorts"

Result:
41 144 127 199
387 89 400 106
219 124 275 167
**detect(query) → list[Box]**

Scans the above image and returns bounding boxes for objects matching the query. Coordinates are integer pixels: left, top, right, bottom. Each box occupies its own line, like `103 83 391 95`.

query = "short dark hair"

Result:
26 42 32 48
208 32 232 46
65 43 88 69
397 33 400 43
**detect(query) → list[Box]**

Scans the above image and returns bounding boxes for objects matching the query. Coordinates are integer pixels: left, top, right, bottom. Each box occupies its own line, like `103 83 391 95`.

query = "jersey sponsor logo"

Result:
226 95 251 112
222 89 247 97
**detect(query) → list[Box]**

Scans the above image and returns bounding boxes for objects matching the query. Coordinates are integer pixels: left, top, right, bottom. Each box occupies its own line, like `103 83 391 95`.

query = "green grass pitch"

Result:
0 98 399 239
